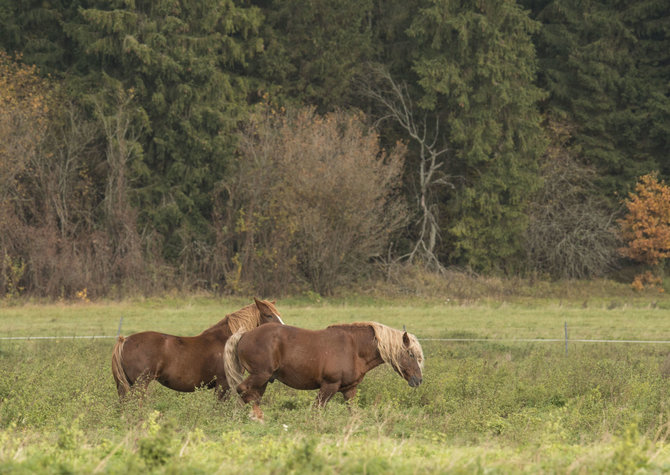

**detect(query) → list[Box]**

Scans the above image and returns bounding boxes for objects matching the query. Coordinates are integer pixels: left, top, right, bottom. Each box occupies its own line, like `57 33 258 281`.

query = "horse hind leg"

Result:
215 377 230 401
237 373 271 422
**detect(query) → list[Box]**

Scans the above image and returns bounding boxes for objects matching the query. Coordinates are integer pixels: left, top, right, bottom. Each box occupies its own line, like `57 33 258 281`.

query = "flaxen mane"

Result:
330 322 424 372
226 304 262 333
210 300 280 334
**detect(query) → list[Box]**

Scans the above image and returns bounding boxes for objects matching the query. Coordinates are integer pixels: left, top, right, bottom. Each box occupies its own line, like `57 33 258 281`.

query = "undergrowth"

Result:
1 332 670 472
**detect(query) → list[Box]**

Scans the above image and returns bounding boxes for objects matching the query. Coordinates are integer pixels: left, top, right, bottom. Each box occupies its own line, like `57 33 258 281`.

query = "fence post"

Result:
564 321 568 356
116 317 124 338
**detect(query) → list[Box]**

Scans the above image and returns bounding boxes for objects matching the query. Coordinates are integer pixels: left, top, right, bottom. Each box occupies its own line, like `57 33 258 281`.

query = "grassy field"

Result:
2 294 670 473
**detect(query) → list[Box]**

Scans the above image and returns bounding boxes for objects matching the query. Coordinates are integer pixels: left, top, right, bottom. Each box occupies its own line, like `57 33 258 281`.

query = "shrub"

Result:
219 105 408 295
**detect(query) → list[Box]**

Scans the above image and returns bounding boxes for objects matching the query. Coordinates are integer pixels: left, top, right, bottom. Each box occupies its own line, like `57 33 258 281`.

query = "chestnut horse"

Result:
111 298 284 398
223 321 424 421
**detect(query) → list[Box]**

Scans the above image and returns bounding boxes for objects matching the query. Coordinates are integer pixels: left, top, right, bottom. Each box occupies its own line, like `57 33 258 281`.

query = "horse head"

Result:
398 331 424 387
254 297 285 325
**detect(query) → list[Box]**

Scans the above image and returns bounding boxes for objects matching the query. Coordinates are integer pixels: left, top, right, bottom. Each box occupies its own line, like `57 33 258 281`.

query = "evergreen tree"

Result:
407 0 547 272
65 0 263 264
0 0 82 74
534 0 670 194
250 0 374 110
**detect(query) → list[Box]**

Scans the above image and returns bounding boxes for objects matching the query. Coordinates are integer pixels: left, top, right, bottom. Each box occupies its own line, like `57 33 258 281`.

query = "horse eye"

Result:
409 351 414 358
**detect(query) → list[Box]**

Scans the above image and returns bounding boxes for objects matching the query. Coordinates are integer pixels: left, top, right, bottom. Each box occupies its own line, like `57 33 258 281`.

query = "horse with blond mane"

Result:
223 321 424 421
111 298 284 398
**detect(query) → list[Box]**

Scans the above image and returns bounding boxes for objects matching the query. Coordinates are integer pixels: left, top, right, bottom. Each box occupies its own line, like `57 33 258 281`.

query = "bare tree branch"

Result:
359 65 453 271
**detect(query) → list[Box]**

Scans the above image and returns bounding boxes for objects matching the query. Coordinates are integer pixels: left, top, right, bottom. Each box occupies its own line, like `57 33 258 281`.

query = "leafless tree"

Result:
94 89 144 285
360 65 452 271
525 120 620 279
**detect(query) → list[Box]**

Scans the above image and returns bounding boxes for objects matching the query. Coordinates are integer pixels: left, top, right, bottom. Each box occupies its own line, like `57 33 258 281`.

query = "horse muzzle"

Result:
408 375 422 387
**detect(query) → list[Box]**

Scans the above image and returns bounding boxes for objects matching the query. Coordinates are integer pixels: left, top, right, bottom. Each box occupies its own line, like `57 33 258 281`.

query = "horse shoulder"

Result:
315 328 356 375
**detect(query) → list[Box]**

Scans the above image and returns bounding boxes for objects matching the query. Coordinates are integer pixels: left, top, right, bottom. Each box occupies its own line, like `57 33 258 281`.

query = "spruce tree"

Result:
65 0 263 263
250 0 374 110
535 0 670 194
0 0 85 74
407 0 547 271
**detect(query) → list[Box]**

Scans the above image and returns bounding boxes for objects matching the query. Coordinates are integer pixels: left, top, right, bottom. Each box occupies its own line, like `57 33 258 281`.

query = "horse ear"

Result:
254 297 272 316
271 300 276 304
402 331 410 348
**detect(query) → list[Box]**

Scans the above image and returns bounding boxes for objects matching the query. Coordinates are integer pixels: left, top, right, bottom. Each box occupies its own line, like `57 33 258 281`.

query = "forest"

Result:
0 0 669 298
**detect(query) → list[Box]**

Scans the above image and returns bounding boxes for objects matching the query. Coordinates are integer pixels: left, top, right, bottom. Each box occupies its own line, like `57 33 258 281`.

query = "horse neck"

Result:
200 319 232 339
352 325 386 371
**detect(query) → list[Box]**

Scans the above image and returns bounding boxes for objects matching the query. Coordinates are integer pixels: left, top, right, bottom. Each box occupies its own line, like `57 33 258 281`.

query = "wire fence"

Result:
2 336 670 343
2 317 670 351
0 335 116 340
3 335 670 345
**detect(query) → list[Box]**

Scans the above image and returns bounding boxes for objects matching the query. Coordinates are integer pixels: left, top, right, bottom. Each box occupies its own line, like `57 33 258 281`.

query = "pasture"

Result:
1 296 670 473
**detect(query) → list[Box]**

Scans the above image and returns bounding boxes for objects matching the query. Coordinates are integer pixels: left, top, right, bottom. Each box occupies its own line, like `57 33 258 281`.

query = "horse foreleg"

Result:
342 387 357 403
342 387 358 413
315 383 340 408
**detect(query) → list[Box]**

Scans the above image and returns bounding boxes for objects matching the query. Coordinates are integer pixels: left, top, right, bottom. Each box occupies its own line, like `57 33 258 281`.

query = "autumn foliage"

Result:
618 173 670 290
0 52 51 298
220 105 408 295
0 53 146 299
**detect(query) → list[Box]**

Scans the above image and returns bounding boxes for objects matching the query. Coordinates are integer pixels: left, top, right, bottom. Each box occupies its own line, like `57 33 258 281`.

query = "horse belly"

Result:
156 339 219 391
275 367 321 390
274 343 336 390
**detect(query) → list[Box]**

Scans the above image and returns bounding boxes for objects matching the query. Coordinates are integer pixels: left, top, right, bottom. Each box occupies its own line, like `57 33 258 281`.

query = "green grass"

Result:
2 297 670 473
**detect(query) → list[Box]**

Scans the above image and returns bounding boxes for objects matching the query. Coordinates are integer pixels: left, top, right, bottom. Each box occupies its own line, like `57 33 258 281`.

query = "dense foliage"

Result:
0 0 668 297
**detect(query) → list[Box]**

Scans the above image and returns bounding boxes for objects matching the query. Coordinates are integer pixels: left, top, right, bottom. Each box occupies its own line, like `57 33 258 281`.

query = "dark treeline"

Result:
0 0 668 298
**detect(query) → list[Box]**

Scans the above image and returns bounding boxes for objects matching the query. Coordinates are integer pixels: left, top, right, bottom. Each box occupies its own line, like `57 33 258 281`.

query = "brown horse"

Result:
223 321 424 421
111 298 284 398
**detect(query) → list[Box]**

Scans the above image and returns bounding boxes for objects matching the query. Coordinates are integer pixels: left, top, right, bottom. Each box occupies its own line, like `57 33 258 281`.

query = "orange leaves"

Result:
619 173 670 291
631 271 664 293
618 173 670 266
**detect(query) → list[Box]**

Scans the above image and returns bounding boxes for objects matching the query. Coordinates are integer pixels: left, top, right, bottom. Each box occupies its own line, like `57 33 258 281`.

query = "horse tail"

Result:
111 336 131 397
223 331 246 391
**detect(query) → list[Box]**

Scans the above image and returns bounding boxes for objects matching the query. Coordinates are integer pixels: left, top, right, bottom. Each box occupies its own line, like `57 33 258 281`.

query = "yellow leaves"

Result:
0 52 51 189
3 253 25 300
75 288 90 302
0 51 50 120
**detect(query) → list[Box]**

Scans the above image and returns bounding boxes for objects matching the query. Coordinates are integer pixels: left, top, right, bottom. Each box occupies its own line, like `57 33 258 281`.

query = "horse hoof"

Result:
249 413 265 424
249 410 265 424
